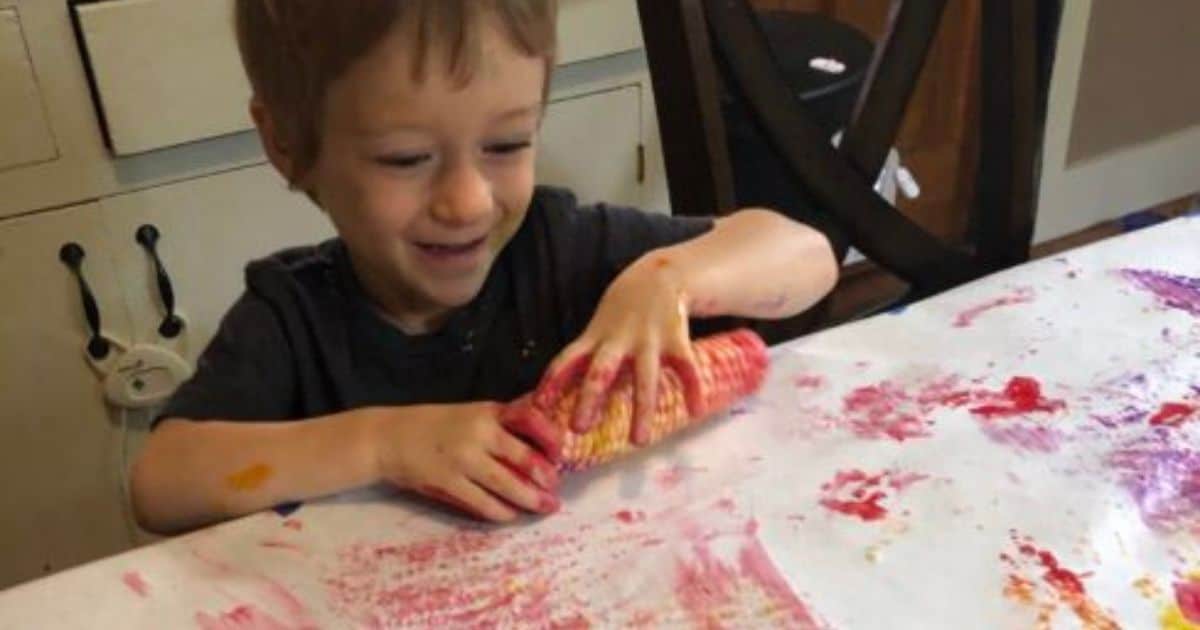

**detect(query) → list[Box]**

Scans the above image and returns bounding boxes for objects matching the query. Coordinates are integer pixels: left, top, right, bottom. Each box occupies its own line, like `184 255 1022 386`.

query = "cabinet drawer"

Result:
70 0 644 156
0 7 57 170
72 0 252 156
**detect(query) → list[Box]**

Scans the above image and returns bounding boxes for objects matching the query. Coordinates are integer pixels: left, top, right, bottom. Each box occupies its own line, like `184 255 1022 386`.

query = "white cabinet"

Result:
0 165 333 589
0 6 56 170
0 202 131 588
539 84 644 208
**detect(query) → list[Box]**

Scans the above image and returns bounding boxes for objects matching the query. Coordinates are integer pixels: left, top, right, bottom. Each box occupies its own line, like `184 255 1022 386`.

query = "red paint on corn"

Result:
1149 402 1198 427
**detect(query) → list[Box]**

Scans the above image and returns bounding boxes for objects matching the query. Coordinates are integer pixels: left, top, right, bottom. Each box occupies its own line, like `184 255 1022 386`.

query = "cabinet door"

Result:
98 165 335 368
538 84 644 208
0 202 133 589
0 5 57 170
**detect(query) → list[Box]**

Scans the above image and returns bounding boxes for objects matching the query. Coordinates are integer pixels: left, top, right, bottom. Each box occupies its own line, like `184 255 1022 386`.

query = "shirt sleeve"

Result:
156 291 298 425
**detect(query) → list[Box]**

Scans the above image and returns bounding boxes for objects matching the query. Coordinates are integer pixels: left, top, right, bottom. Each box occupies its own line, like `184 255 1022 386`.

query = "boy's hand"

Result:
369 402 564 522
541 254 703 446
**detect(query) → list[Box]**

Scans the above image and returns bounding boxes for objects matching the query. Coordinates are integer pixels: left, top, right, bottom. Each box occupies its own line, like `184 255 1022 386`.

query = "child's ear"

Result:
249 97 297 184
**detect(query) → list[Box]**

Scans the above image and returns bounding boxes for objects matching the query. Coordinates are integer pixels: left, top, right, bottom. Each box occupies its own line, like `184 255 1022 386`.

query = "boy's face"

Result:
295 17 546 324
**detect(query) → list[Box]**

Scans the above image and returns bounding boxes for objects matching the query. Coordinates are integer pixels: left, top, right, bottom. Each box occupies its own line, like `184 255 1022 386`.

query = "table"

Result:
2 216 1198 629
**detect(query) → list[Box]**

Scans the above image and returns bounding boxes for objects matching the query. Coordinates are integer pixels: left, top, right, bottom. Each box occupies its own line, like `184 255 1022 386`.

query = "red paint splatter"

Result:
655 464 706 490
121 571 149 597
673 520 825 628
966 377 1066 418
953 287 1035 327
195 604 294 630
281 519 302 531
1149 402 1198 427
792 374 827 390
260 539 305 553
715 498 736 513
615 510 646 524
818 469 928 522
842 381 935 441
1174 578 1200 623
1000 533 1118 629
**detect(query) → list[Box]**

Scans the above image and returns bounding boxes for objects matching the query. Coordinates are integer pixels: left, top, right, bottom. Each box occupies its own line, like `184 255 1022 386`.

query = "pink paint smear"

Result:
195 604 298 630
122 571 149 598
840 375 1064 444
674 520 826 629
1174 577 1200 623
818 469 929 522
953 287 1035 327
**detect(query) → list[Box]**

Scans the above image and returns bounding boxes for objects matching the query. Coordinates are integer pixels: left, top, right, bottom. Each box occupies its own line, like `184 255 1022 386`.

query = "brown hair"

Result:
235 1 558 184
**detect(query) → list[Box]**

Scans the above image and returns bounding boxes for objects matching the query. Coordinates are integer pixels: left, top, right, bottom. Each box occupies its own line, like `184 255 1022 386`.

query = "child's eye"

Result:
376 153 432 169
485 140 532 156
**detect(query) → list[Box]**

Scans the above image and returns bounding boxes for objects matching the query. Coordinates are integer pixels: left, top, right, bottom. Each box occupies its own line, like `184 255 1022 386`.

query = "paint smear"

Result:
121 571 149 598
840 375 1063 444
260 540 305 553
226 464 272 492
979 422 1064 453
1000 533 1119 629
615 510 646 524
1121 269 1200 318
793 374 827 390
655 464 706 491
281 519 303 531
1107 434 1200 533
195 604 295 630
673 520 826 629
1162 575 1200 628
818 469 928 522
954 287 1035 327
1150 402 1199 427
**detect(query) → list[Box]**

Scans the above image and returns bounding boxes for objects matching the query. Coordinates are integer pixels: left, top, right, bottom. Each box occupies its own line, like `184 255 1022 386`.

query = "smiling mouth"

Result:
414 236 488 257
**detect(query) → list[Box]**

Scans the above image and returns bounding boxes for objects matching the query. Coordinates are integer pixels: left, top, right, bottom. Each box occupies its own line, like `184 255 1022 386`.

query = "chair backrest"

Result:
637 0 1059 302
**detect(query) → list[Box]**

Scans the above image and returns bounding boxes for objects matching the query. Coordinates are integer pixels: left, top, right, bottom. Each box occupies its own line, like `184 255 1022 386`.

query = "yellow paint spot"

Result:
1160 605 1200 630
1135 575 1162 599
226 463 272 491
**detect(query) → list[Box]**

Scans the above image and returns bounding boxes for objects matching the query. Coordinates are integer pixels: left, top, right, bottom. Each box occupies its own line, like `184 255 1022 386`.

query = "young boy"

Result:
131 0 838 533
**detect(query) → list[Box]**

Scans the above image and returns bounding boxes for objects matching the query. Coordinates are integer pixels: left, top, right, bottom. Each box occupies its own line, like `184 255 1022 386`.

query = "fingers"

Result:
632 343 661 446
417 482 516 523
667 321 700 415
535 345 591 408
500 402 564 464
490 430 561 492
572 346 630 433
473 457 560 516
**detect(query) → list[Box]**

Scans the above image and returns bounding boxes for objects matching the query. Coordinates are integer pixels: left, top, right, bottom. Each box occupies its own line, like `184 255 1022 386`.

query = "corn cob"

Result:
525 329 769 472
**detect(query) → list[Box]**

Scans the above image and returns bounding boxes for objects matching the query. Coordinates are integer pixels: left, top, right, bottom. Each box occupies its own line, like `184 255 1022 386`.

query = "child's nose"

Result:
431 162 493 226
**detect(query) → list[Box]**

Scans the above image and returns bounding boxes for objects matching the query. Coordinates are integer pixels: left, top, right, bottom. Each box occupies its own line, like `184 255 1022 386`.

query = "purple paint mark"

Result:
1107 434 1200 533
980 422 1064 454
1090 405 1149 429
1119 269 1200 318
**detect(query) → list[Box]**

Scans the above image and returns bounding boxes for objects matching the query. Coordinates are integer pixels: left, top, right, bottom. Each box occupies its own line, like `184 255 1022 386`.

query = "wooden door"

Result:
749 0 981 242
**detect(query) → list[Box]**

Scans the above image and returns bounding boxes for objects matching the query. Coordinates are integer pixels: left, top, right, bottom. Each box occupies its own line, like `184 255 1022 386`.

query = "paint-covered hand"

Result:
368 402 564 522
540 253 703 446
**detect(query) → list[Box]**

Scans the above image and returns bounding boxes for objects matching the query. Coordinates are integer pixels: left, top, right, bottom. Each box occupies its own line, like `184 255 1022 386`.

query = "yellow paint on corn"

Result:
226 463 272 491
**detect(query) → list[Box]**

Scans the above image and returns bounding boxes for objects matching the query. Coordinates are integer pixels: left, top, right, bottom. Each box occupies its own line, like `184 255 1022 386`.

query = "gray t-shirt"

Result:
158 186 724 424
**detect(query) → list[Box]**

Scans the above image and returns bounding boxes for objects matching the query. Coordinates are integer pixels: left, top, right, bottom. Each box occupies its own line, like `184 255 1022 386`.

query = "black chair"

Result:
637 0 1061 340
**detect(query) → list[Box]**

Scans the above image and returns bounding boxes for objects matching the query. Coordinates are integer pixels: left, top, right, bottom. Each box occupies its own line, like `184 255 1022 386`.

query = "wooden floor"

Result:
825 194 1199 324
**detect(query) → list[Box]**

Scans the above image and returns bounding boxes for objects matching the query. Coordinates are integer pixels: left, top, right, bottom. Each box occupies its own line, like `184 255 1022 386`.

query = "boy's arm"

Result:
545 208 837 442
650 208 838 320
131 403 564 534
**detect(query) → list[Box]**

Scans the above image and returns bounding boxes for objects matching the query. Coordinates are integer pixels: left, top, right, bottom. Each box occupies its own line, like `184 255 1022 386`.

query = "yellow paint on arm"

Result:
226 463 273 491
